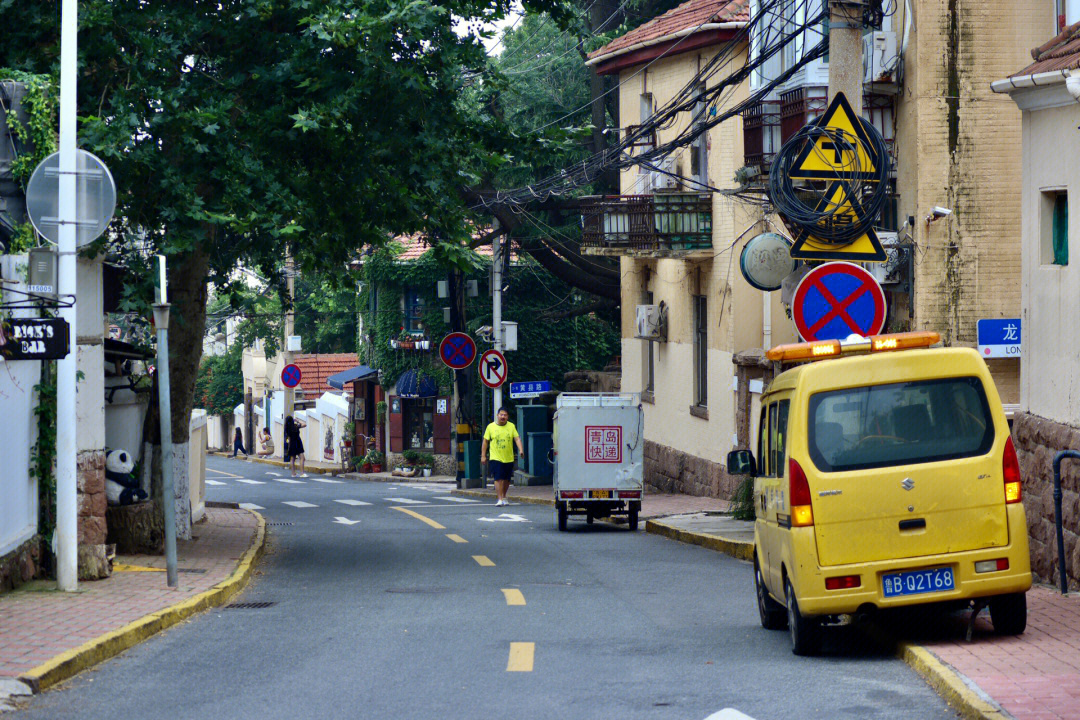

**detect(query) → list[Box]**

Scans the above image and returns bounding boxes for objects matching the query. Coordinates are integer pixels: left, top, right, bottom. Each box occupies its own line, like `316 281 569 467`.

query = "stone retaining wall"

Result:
1013 411 1080 590
0 535 43 594
644 440 739 499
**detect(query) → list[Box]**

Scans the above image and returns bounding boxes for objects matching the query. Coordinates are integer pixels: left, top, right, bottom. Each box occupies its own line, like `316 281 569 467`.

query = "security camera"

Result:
1067 72 1080 102
925 206 952 223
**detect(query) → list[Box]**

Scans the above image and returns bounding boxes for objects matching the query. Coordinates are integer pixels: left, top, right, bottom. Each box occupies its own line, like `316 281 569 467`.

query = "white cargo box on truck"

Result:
553 393 644 531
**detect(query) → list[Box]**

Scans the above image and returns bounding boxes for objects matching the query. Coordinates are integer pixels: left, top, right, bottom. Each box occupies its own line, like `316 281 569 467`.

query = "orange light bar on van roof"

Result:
765 331 942 363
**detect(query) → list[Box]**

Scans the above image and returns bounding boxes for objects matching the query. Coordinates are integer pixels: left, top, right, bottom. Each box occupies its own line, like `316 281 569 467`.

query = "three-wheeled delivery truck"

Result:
553 393 644 531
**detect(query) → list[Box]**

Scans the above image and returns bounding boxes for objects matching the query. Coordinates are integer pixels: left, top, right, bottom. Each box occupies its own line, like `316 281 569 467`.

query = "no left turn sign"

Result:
478 349 507 389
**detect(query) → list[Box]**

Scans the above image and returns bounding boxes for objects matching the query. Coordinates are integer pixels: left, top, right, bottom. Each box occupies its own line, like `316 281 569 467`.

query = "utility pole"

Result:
55 0 78 592
827 0 867 111
491 227 504 419
284 251 296 419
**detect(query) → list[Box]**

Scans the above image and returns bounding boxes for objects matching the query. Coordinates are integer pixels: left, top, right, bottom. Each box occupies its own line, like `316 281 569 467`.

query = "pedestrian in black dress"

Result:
284 415 307 477
231 427 248 458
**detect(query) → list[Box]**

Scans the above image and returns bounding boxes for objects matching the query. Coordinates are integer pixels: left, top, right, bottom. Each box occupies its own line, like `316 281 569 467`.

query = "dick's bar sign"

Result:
0 318 70 360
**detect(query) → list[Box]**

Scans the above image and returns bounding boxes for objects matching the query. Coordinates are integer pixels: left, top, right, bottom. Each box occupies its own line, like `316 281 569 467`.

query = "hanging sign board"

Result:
509 381 551 399
0 317 70 360
791 262 887 342
739 233 797 291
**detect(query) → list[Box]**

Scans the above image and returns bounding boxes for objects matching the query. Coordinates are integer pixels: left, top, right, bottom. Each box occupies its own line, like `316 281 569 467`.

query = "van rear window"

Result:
807 377 995 472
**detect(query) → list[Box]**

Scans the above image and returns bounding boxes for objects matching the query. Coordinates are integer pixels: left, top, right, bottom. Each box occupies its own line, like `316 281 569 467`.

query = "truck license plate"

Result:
882 567 954 598
591 490 611 499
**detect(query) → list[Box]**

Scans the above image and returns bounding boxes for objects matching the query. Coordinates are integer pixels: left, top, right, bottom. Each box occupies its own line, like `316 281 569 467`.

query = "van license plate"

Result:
592 490 611 499
882 568 955 598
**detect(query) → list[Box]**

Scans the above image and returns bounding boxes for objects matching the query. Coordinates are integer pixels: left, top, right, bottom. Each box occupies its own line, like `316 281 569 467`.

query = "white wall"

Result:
104 382 148 461
0 256 40 556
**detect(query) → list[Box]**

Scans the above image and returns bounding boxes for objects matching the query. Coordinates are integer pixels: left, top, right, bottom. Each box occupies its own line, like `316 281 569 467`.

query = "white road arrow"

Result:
478 514 530 523
333 516 361 526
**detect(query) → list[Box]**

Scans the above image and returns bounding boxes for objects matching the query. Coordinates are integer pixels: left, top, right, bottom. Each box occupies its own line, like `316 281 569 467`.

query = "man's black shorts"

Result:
489 459 514 481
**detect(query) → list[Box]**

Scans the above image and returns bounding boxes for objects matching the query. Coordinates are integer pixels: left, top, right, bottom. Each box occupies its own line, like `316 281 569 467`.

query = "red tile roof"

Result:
1013 21 1080 76
293 353 359 399
390 235 513 261
588 0 748 61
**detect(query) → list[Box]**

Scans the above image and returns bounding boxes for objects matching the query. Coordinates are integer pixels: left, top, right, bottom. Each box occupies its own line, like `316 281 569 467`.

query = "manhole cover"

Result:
266 522 294 526
385 587 452 594
225 601 277 609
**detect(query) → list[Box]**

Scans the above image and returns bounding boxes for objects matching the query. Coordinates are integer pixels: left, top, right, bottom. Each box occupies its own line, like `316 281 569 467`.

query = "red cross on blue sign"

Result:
439 332 477 370
792 262 887 343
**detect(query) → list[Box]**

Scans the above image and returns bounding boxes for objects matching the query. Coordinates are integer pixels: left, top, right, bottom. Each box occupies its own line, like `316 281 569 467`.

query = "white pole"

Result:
55 0 79 592
492 234 503 419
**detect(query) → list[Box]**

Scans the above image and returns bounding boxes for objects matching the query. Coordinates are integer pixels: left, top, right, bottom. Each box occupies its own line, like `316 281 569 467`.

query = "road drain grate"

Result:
266 522 294 526
177 568 207 574
225 602 277 609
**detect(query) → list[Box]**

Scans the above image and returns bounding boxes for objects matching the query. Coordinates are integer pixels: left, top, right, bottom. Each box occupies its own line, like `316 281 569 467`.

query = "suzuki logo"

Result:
901 478 915 491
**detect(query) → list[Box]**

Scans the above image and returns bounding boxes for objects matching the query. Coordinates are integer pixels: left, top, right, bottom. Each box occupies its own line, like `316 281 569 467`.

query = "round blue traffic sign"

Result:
439 332 476 370
281 363 302 389
792 262 886 342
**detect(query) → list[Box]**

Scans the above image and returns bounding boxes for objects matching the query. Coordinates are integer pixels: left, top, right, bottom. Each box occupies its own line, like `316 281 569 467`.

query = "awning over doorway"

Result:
395 369 438 398
327 364 378 390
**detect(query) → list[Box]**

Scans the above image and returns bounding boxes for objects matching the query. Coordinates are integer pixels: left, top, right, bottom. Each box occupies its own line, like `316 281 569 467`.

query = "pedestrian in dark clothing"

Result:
284 415 307 477
231 427 248 458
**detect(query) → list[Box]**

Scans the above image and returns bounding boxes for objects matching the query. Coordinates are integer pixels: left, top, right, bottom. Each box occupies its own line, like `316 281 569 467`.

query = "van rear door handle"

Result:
899 518 926 531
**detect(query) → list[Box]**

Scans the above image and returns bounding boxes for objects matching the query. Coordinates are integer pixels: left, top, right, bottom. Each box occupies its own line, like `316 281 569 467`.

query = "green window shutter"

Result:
1053 193 1069 266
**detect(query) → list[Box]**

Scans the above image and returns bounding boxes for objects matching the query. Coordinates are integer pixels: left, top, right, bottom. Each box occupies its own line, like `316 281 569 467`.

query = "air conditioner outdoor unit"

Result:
652 156 679 191
863 31 899 84
635 304 667 341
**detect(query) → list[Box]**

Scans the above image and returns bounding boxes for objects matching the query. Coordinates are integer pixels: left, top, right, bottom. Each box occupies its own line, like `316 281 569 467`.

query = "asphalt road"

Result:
13 456 955 720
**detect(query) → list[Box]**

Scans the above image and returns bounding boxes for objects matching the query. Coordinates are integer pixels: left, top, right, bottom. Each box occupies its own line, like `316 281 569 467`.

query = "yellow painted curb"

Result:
19 510 267 693
208 452 338 475
451 489 554 507
897 642 1009 720
644 519 755 562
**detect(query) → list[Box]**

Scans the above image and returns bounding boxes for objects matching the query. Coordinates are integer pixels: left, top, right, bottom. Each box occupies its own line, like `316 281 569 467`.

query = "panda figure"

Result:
105 448 148 506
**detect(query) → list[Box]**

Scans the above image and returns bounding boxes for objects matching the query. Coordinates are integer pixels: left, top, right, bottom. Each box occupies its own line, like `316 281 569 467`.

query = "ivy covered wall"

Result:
360 242 619 405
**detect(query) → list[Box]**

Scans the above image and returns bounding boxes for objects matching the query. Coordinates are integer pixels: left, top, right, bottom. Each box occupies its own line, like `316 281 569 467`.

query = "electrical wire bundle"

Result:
768 120 891 245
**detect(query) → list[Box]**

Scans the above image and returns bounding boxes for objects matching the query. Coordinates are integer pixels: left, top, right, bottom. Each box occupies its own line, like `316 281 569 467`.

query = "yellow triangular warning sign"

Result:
785 182 887 262
788 93 882 181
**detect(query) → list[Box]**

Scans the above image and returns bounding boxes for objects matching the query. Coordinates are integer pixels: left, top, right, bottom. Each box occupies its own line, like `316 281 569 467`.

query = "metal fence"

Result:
581 193 713 252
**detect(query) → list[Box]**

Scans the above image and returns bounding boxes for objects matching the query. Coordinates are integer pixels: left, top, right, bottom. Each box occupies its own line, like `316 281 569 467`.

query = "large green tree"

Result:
0 0 569 470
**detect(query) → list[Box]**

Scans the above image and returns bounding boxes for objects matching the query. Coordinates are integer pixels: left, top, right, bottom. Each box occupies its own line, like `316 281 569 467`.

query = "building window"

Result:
690 83 708 188
693 295 707 407
404 397 434 450
404 288 425 333
643 291 655 393
1041 190 1069 266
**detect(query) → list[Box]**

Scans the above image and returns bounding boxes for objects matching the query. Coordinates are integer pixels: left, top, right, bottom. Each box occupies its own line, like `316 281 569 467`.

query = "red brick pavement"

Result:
0 508 258 680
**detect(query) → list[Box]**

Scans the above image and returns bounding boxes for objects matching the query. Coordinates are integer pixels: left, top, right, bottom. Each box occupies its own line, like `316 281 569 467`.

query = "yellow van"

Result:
727 332 1032 655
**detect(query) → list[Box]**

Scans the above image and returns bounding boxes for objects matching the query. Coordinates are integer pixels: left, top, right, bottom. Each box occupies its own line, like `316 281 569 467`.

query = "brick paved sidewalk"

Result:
0 508 260 684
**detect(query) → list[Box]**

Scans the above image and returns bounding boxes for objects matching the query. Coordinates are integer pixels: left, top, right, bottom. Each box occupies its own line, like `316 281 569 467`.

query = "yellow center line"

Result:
392 507 446 529
507 642 534 672
446 534 467 543
501 588 525 606
472 555 495 567
207 468 244 478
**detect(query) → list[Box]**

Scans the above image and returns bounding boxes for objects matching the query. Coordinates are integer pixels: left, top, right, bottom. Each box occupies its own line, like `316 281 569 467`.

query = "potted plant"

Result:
366 449 385 473
351 455 370 473
420 452 435 477
398 329 415 350
343 421 355 447
402 449 420 467
376 400 387 422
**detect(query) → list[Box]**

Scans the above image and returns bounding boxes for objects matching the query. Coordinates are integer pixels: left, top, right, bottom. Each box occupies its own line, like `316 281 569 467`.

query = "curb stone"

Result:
207 451 338 475
17 510 267 693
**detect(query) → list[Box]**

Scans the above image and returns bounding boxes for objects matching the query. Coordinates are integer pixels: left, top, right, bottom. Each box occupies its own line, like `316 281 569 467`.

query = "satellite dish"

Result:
25 150 116 247
739 233 797 291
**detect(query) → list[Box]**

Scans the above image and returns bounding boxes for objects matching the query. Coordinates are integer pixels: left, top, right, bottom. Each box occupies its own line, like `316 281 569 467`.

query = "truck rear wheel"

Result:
627 506 639 531
989 592 1027 635
557 502 568 532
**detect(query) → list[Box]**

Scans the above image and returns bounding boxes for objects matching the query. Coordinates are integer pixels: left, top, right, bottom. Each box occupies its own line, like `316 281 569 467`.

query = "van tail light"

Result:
1003 437 1022 504
789 459 814 527
975 558 1010 573
825 575 861 590
560 491 584 499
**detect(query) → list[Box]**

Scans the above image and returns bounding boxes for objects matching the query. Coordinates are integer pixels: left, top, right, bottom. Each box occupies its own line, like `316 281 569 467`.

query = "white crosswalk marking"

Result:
283 501 318 508
335 499 372 506
236 479 265 485
313 478 344 484
205 479 226 486
266 471 283 477
434 496 480 503
385 497 427 505
239 503 264 510
275 478 306 484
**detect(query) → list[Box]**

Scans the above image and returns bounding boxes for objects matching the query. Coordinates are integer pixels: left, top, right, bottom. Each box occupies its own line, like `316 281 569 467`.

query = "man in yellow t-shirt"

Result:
482 407 526 506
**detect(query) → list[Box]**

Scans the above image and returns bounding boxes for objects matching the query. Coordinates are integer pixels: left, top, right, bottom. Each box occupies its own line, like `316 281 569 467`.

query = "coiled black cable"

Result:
768 120 892 245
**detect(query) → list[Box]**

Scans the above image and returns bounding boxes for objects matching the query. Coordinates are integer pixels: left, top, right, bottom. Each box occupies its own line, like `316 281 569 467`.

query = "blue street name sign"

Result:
509 381 551 399
977 318 1021 359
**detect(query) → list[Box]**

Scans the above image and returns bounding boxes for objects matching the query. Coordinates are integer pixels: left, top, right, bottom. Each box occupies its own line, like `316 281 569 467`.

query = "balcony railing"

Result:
581 193 712 254
742 100 782 174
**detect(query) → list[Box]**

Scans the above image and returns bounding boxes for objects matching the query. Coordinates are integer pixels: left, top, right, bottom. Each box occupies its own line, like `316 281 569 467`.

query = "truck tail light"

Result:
789 459 814 527
975 558 1010 573
825 575 861 590
1003 437 1022 504
617 491 641 499
560 491 584 499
